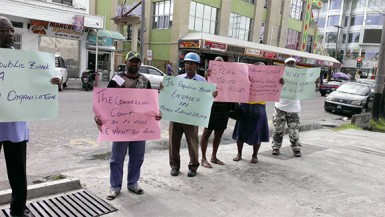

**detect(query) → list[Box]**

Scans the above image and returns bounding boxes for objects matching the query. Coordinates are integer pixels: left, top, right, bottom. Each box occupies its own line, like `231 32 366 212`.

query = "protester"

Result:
200 56 232 168
168 52 216 177
0 16 61 217
271 57 302 157
94 51 162 200
232 61 270 164
166 61 174 76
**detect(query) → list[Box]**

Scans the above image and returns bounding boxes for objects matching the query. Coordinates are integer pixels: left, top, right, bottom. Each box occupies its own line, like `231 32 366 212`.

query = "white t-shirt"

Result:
275 98 301 113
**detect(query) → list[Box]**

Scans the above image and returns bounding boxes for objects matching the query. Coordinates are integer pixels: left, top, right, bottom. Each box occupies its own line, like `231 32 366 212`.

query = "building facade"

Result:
0 0 104 78
316 0 385 76
93 0 337 76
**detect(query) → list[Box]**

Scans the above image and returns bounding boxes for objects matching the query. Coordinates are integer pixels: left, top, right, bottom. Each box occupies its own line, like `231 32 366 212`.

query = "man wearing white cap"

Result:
271 57 302 157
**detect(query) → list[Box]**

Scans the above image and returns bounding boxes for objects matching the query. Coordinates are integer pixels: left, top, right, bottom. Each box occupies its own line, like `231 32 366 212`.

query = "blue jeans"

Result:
110 141 145 191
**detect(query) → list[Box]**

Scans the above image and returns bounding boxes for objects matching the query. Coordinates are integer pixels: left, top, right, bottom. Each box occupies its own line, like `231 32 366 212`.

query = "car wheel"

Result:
63 81 67 88
320 92 326 96
324 107 332 113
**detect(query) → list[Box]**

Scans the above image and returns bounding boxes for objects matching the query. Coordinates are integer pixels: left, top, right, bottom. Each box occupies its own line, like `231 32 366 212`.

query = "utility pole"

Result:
140 0 145 58
372 17 385 121
334 25 342 60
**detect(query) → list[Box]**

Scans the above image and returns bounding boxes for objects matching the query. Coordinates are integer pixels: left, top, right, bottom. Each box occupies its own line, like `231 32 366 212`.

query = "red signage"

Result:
179 40 200 49
263 51 277 59
203 41 226 52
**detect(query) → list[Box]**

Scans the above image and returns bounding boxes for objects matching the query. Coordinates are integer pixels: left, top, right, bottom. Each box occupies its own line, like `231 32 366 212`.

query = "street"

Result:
0 87 346 191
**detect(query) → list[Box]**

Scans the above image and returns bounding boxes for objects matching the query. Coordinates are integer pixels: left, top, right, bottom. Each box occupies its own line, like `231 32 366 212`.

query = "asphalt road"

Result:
0 87 347 190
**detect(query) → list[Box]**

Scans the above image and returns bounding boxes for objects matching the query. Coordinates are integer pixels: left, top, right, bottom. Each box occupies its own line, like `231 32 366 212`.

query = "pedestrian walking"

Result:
168 52 214 177
166 61 174 76
232 61 271 164
200 56 232 168
94 51 162 200
271 57 302 157
0 16 61 217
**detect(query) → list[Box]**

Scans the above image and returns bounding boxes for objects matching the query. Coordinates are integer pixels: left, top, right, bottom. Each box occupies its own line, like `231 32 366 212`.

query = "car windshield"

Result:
337 83 370 96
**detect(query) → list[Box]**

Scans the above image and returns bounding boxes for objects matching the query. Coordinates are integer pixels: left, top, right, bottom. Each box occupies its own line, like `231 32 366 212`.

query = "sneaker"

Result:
170 169 179 176
106 190 120 200
272 149 280 155
128 186 144 195
294 150 302 157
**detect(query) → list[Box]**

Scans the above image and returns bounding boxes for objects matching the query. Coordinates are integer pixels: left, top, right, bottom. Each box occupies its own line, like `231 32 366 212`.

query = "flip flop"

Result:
201 159 212 168
210 158 225 165
128 186 144 195
233 155 242 162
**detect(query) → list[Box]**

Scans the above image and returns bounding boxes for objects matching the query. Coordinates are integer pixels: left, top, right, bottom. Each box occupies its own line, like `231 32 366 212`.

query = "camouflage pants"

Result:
271 108 301 151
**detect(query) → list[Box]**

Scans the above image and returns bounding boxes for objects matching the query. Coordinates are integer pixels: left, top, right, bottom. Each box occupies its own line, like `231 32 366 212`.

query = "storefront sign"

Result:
263 51 277 59
30 20 89 40
147 50 153 61
245 48 263 57
203 41 226 52
227 45 245 53
179 40 200 49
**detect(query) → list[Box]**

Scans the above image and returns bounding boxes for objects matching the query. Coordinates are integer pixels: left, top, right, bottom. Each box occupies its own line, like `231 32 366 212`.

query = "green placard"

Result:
280 67 320 100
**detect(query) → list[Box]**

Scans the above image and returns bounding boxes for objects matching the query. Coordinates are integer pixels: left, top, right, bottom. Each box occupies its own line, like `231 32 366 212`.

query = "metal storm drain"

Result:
0 190 117 217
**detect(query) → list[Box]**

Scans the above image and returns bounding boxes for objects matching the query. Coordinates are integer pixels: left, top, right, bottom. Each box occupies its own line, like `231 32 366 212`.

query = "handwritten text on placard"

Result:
0 49 58 122
93 88 161 142
208 61 250 103
248 65 285 102
159 76 216 127
280 67 320 100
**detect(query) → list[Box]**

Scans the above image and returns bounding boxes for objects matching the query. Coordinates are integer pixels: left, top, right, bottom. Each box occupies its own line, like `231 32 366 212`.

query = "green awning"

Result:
97 30 125 40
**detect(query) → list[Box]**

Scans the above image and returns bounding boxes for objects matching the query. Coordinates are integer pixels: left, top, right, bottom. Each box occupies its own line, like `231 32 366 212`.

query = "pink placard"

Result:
208 61 250 103
93 88 161 142
248 65 285 102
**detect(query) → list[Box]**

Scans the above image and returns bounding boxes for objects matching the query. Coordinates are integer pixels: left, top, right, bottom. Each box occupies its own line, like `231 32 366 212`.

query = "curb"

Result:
0 178 82 205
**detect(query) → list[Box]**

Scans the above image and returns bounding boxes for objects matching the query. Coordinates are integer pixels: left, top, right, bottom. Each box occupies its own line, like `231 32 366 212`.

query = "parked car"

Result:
319 80 346 96
324 82 372 115
355 78 376 93
115 64 165 89
55 55 68 91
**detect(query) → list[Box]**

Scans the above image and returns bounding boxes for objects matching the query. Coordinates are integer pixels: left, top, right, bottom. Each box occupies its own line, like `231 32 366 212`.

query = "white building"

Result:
0 0 105 78
316 0 384 76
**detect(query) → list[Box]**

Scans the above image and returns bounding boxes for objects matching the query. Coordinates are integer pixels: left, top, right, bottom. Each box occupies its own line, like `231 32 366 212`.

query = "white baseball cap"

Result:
285 57 296 64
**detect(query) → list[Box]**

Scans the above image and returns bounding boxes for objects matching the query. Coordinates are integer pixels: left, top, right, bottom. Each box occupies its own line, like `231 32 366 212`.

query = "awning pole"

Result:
95 33 99 74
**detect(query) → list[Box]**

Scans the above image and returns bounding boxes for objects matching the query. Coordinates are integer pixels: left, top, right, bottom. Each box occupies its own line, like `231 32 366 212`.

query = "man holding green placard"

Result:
0 16 61 217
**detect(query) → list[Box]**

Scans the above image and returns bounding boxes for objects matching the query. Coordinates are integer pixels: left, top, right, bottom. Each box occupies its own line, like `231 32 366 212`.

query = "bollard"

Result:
94 72 99 87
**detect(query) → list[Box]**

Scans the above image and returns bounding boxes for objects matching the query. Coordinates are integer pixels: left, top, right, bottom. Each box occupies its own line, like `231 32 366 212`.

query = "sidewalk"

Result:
2 128 384 217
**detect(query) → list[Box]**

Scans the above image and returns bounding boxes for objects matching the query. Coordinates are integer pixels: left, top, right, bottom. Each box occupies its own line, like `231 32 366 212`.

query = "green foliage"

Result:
370 119 385 132
333 124 362 131
48 174 67 181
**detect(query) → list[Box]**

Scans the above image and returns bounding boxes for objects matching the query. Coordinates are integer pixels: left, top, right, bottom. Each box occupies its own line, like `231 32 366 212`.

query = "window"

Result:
344 16 349 27
316 17 326 28
326 32 337 43
369 0 385 7
152 0 174 29
350 15 364 26
366 14 385 25
52 0 72 6
14 33 22 50
290 0 303 20
321 2 328 11
327 15 340 26
188 1 218 34
342 33 346 43
286 29 301 50
228 13 252 41
329 0 342 9
348 32 360 43
242 0 255 3
352 0 365 9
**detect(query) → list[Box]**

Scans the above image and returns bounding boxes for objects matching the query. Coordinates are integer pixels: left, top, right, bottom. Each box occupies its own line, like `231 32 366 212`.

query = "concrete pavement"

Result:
1 128 385 217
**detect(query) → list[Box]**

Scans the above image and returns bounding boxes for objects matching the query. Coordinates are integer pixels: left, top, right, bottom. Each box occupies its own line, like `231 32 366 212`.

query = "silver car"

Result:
115 64 165 89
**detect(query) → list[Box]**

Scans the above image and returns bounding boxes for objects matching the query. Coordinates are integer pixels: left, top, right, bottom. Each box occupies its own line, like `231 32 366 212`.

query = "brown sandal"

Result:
233 155 242 162
201 159 212 168
250 156 258 164
210 158 225 165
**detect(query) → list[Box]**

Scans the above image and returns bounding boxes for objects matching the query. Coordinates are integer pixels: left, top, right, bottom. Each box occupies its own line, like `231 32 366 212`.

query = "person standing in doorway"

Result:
94 51 162 200
0 16 61 217
271 57 302 157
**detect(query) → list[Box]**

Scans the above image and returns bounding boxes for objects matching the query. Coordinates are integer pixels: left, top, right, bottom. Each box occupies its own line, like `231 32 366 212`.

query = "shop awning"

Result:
97 30 125 40
180 32 340 66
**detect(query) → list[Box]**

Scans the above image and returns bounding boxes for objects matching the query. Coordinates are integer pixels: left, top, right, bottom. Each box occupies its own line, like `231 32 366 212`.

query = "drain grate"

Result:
0 190 116 217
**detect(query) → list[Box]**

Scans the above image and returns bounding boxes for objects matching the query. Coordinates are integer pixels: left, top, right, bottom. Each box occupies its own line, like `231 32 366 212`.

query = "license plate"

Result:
337 105 342 109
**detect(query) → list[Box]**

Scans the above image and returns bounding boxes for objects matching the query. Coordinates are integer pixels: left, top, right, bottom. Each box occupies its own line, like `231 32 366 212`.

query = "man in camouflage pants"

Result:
271 57 302 157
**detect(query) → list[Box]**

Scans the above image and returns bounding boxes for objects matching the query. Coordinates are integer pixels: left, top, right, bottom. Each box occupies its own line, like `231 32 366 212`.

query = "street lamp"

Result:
334 25 342 59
